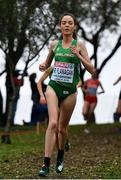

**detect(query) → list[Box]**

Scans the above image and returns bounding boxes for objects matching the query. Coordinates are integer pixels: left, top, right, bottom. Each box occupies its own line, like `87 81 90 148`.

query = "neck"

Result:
62 35 73 43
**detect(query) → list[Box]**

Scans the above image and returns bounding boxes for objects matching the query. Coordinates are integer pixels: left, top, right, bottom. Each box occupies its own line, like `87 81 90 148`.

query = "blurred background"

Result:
0 0 121 143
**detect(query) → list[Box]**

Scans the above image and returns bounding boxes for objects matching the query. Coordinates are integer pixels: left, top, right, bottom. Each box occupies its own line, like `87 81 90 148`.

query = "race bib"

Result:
51 62 74 83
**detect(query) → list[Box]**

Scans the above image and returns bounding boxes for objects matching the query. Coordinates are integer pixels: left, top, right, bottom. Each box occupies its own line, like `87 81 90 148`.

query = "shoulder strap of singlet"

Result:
53 40 60 52
72 39 77 46
54 39 77 51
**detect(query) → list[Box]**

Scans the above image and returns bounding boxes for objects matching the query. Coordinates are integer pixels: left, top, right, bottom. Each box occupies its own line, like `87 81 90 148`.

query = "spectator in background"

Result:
29 73 48 125
113 76 121 122
82 70 105 134
29 73 40 104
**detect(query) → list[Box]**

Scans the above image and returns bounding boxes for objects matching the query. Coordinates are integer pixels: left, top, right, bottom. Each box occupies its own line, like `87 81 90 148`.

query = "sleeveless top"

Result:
50 39 80 88
85 79 100 96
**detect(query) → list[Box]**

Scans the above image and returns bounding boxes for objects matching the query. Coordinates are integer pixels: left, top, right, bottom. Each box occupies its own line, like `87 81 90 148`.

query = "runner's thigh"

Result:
59 93 77 127
45 86 59 122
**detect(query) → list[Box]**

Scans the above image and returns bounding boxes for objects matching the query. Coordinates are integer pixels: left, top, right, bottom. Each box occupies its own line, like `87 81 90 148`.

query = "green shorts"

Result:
48 80 77 101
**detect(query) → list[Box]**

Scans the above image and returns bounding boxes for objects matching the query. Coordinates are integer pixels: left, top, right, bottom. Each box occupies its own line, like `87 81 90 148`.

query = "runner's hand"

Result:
40 95 46 105
39 62 47 71
71 46 81 58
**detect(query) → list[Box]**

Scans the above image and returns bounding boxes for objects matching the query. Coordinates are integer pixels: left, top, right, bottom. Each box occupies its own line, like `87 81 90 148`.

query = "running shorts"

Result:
85 95 97 103
48 80 77 101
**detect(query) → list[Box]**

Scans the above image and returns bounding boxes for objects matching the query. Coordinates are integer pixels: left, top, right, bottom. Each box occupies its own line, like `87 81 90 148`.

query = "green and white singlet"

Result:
48 39 81 100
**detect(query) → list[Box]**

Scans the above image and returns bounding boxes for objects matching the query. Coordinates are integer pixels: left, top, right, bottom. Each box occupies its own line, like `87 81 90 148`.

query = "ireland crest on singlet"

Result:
51 61 74 83
50 39 81 87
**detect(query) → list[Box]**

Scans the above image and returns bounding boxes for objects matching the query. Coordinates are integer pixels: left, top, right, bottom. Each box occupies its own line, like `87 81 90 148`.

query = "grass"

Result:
0 123 121 179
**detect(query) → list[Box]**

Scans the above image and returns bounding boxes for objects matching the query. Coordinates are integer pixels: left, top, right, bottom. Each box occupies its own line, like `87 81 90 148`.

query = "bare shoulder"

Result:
77 39 87 51
50 40 58 51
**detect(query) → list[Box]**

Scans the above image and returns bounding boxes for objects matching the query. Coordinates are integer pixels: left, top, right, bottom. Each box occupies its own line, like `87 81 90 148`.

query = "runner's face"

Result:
60 15 75 36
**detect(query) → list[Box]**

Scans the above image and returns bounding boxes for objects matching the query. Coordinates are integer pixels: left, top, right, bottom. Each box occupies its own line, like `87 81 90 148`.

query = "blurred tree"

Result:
0 0 57 143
